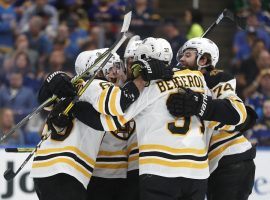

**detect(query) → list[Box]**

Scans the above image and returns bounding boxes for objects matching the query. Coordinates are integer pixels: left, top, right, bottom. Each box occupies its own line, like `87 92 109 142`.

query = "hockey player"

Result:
53 37 249 200
80 37 141 200
85 49 135 200
166 37 257 200
94 37 211 200
123 35 142 200
32 47 170 200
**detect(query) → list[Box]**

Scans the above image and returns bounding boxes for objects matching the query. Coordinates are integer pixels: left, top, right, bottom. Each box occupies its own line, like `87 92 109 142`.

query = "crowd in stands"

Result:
0 0 270 147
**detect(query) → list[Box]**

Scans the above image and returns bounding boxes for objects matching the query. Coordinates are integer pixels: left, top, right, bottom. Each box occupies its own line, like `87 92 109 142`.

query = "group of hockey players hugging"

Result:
29 35 258 200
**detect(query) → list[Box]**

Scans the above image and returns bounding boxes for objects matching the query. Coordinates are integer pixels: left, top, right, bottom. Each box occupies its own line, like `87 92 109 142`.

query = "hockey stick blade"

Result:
223 9 247 30
4 168 15 181
202 8 246 37
72 11 132 82
3 138 46 181
121 11 132 32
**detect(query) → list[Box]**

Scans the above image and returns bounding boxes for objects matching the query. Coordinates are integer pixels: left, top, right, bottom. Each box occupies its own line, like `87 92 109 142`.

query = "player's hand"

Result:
46 98 74 141
131 58 173 81
44 71 76 98
166 87 211 118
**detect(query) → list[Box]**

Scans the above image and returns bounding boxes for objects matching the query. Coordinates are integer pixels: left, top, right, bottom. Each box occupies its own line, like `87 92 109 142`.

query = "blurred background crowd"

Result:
0 0 270 148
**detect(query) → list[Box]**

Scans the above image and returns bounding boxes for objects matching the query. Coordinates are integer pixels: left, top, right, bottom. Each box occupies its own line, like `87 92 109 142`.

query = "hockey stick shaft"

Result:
0 96 56 143
63 33 128 115
3 11 132 181
202 8 246 38
0 11 132 144
5 148 35 153
3 133 49 181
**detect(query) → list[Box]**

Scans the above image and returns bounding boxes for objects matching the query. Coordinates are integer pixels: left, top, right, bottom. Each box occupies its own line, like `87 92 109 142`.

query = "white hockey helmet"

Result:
177 37 219 68
102 52 123 76
75 48 108 75
134 37 173 64
124 35 142 59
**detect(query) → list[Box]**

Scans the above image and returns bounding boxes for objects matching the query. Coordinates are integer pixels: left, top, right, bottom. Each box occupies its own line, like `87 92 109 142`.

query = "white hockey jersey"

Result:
93 120 138 178
204 70 251 173
97 69 210 179
127 129 139 172
30 120 104 189
93 131 128 179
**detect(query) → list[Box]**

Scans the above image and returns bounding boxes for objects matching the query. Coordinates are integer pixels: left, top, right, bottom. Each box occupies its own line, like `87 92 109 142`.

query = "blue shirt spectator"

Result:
0 108 25 146
250 99 270 146
19 0 58 32
88 0 121 22
233 26 270 62
0 1 17 53
0 71 37 123
23 16 52 67
246 69 270 119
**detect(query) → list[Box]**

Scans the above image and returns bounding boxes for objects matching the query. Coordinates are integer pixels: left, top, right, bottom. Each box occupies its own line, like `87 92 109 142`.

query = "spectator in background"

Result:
24 15 52 68
13 51 43 93
248 0 270 33
0 108 24 146
246 69 270 119
184 8 204 39
0 0 17 55
234 39 266 98
65 13 89 59
0 57 13 87
130 0 160 39
0 71 37 123
88 0 121 22
7 34 39 70
243 50 270 98
250 99 270 146
48 49 73 73
161 19 186 66
131 0 156 25
19 0 58 35
58 0 90 31
232 13 270 66
55 17 89 61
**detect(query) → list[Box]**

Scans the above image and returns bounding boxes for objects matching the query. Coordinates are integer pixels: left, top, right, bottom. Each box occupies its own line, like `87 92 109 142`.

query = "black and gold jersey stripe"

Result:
32 146 95 179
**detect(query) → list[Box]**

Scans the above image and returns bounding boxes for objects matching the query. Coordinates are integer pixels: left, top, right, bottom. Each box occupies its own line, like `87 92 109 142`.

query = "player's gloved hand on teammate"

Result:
46 97 74 141
166 87 212 119
131 58 173 81
38 71 77 103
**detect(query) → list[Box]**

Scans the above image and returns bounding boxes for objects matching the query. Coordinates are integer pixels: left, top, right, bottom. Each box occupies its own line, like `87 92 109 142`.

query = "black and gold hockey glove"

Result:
166 87 212 119
131 58 173 81
38 71 77 103
47 98 74 141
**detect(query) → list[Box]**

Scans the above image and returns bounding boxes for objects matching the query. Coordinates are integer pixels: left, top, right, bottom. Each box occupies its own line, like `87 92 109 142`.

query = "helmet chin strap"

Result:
196 54 210 70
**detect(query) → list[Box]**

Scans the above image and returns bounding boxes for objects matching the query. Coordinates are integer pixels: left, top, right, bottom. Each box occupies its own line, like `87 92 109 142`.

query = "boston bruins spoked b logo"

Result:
110 120 136 140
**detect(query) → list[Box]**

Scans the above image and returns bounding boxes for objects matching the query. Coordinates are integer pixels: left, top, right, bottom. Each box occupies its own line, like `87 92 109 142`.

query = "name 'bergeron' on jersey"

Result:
156 74 204 93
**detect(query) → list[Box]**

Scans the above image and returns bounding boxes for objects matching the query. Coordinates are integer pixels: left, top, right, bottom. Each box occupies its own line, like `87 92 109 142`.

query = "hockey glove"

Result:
43 71 76 99
166 87 212 118
131 58 173 81
46 97 74 141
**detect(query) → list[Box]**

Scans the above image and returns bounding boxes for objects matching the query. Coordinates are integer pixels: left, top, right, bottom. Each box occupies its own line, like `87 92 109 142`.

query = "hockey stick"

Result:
3 11 132 181
4 133 50 181
5 147 34 153
202 8 246 37
0 11 132 144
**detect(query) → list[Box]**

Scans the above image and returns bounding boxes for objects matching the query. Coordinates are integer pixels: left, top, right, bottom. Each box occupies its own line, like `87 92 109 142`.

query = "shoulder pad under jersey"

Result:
204 69 234 89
